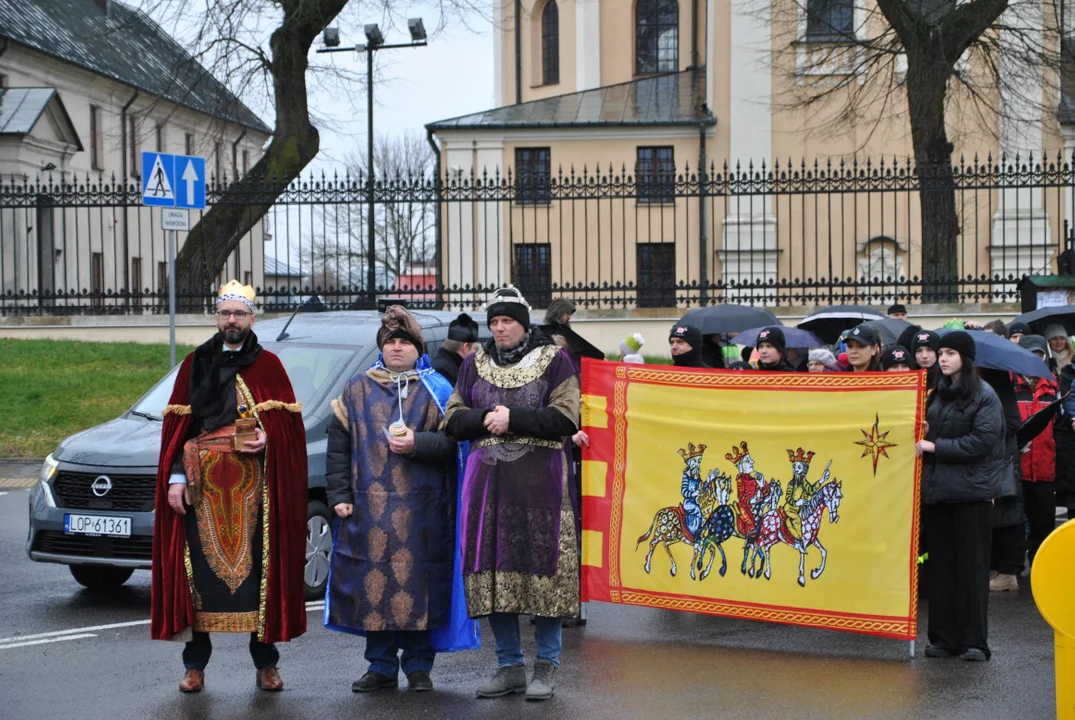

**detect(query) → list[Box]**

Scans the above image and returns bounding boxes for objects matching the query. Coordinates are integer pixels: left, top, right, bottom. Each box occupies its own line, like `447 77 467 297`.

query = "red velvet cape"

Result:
151 350 308 643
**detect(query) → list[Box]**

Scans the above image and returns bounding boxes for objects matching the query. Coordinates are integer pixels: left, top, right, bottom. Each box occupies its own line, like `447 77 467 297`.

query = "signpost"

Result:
142 152 206 367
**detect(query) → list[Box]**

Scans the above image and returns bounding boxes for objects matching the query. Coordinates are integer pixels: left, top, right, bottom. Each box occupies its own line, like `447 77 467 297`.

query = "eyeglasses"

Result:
216 310 251 319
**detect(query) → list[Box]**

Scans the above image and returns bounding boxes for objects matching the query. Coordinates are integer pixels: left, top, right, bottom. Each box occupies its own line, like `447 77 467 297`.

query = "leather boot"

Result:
256 666 284 691
179 669 204 693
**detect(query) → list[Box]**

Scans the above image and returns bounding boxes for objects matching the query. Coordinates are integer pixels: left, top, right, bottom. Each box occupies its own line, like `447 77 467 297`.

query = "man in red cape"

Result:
152 280 307 693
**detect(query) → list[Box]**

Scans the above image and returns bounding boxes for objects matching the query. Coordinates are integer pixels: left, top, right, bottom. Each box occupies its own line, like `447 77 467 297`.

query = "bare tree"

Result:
133 0 483 300
294 130 435 292
770 0 1063 299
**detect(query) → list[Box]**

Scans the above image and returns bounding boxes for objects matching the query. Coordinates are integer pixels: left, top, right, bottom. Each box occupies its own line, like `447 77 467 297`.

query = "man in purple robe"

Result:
446 286 581 702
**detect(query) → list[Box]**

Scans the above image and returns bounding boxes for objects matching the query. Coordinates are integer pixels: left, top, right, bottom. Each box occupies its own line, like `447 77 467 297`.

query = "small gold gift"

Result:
232 416 258 451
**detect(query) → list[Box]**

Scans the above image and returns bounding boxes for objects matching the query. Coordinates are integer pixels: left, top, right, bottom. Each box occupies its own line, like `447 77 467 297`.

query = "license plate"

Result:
63 514 131 538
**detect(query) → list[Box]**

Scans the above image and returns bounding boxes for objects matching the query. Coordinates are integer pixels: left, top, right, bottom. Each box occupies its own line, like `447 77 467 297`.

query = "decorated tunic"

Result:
445 340 581 619
152 345 308 644
324 359 458 633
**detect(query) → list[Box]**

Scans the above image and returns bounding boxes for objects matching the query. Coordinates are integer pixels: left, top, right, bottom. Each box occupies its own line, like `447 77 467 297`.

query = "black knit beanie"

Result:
669 322 702 350
486 287 532 329
881 345 912 370
756 326 786 354
938 330 976 362
910 329 939 352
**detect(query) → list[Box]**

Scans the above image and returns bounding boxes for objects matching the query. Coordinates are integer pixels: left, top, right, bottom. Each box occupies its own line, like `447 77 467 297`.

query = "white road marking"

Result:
0 601 327 647
0 633 97 650
0 492 7 496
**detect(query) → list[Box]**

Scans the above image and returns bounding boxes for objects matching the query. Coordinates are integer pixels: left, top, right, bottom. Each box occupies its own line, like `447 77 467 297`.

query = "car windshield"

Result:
130 344 357 419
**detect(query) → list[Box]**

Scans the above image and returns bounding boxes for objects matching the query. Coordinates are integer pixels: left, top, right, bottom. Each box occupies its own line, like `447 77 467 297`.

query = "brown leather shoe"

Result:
256 666 284 691
179 669 204 693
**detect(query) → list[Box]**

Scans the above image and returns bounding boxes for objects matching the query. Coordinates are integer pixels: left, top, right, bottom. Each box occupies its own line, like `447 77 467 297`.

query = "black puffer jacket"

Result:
922 378 1006 504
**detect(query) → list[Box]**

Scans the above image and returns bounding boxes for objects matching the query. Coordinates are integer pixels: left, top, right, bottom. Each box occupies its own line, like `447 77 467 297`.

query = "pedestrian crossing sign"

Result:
142 152 176 207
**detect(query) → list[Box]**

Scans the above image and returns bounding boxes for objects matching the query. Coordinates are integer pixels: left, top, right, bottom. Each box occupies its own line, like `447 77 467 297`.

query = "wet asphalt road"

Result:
0 488 1057 720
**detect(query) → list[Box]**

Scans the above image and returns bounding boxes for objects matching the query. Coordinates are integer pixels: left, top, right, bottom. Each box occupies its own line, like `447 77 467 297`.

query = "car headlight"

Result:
38 454 59 508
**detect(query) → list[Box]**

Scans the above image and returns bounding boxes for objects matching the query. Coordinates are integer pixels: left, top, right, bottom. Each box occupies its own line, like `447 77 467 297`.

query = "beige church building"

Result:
428 0 1075 307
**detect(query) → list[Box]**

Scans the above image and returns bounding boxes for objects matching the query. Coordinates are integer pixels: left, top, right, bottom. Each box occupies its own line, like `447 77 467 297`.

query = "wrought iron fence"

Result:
2 153 1074 316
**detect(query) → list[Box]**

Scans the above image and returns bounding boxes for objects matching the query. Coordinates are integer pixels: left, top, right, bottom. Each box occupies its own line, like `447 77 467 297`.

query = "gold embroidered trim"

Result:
193 451 262 594
239 375 271 643
254 400 303 413
184 541 196 608
472 436 564 451
164 404 192 416
474 344 560 389
193 610 258 633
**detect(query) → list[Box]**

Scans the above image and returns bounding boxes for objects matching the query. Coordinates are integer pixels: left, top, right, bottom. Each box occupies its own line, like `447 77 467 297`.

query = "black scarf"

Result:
672 348 710 368
485 328 553 366
189 330 263 431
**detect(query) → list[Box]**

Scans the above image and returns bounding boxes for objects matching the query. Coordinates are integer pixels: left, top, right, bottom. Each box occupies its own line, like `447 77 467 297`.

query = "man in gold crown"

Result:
152 280 308 693
678 443 707 543
782 448 828 551
728 442 768 540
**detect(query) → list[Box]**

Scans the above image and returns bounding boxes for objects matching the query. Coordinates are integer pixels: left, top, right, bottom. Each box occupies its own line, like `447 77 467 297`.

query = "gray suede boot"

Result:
475 664 527 698
524 659 557 701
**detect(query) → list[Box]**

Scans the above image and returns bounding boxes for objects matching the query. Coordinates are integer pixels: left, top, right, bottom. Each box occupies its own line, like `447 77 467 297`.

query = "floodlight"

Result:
408 18 426 43
322 27 340 47
364 24 385 47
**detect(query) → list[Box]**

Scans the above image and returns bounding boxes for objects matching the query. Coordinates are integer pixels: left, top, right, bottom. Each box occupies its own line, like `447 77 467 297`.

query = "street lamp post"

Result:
317 19 427 305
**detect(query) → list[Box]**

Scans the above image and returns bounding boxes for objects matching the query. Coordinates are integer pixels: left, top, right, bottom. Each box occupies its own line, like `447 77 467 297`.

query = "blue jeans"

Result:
364 630 435 677
488 612 562 668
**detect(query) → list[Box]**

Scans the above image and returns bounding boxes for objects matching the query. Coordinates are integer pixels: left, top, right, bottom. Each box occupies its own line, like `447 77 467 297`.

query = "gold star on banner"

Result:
855 413 897 476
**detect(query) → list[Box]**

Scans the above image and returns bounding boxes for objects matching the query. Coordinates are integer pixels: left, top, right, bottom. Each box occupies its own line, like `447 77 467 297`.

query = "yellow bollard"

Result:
1031 519 1075 720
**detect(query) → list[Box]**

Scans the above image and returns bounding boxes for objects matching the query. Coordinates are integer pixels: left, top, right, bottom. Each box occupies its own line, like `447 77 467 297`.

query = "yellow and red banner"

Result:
580 360 925 640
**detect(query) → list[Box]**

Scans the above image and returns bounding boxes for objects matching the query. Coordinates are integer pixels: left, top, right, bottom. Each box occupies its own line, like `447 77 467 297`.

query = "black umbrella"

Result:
539 323 604 367
796 305 886 344
679 305 779 335
1017 395 1066 447
1012 305 1075 336
935 328 1053 379
858 317 915 346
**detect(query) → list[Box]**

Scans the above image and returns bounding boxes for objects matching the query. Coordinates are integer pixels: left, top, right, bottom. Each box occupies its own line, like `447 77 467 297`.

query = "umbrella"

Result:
734 325 825 349
1012 305 1075 336
796 305 886 344
679 305 779 336
858 317 915 346
539 323 605 366
935 328 1053 379
1017 395 1066 446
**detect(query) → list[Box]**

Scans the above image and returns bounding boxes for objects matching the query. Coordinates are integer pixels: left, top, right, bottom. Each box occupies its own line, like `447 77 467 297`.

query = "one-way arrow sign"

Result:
175 155 206 210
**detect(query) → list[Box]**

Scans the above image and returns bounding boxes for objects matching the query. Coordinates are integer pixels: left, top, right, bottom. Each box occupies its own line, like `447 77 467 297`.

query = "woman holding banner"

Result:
915 331 1005 662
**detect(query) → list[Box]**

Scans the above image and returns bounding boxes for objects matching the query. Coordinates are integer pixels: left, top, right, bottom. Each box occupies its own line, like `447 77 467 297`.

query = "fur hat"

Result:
808 348 837 366
756 326 786 354
448 313 479 342
938 330 976 362
485 286 532 329
377 305 424 350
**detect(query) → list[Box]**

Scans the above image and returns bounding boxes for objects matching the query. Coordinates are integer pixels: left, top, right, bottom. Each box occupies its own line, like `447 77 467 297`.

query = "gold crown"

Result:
787 447 816 465
217 279 256 304
678 443 707 462
725 441 750 464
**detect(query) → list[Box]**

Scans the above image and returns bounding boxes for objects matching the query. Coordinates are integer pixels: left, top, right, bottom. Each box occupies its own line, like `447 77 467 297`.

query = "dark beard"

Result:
223 326 249 345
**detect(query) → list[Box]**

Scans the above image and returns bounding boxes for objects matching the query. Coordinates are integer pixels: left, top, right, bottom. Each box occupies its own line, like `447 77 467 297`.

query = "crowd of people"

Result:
152 283 1062 699
656 302 1072 663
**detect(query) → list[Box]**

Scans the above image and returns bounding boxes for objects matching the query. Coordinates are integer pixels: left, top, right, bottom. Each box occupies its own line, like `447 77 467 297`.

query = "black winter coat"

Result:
431 347 464 387
922 378 1006 505
980 369 1023 526
1054 364 1075 495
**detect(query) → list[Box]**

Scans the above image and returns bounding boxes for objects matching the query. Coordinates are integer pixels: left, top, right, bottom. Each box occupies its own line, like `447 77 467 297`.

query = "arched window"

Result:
636 0 678 75
542 0 560 85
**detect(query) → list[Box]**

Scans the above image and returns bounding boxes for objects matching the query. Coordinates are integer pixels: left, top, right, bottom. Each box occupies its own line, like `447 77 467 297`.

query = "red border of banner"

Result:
580 360 924 641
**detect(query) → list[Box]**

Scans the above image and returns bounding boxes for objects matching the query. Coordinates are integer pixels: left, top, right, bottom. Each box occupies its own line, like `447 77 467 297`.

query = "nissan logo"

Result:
91 475 113 497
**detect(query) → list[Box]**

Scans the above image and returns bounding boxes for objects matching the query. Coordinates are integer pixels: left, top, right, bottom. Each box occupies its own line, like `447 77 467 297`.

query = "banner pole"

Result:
909 640 915 658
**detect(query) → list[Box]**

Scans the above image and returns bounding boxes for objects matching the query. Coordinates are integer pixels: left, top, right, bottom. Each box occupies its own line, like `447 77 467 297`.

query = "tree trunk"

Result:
904 44 961 303
174 1 349 308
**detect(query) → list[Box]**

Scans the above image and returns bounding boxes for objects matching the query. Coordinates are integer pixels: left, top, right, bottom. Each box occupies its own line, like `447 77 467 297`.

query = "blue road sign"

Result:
141 151 176 207
174 154 206 210
141 152 206 210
